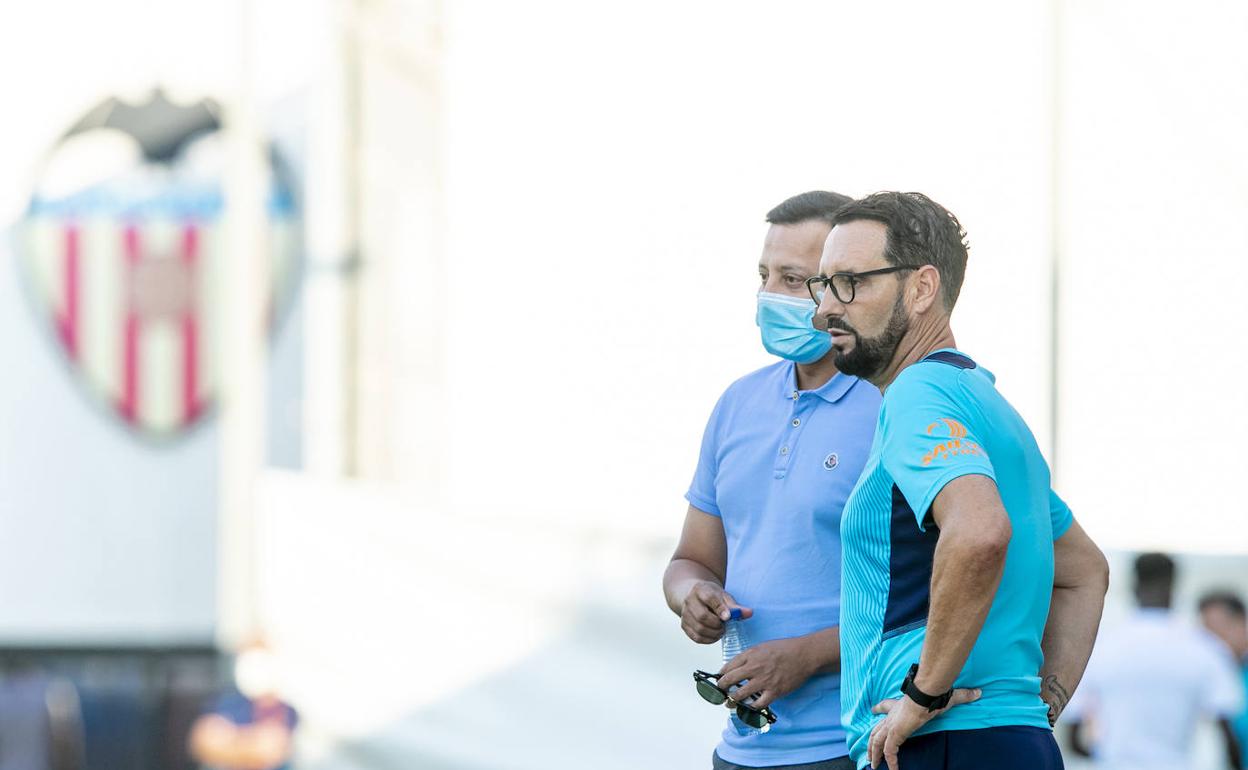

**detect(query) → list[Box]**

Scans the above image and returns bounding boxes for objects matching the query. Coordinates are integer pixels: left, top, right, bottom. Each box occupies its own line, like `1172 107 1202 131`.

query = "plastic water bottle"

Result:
722 608 766 735
721 607 749 663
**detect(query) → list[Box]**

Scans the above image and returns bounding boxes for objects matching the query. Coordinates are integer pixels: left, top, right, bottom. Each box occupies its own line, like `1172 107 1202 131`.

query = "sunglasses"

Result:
692 670 777 731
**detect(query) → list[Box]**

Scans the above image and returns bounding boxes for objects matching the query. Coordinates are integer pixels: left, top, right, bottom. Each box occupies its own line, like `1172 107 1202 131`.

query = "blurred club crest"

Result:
17 90 300 437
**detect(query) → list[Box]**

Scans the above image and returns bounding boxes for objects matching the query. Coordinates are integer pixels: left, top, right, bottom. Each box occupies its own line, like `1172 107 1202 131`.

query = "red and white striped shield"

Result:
18 93 299 437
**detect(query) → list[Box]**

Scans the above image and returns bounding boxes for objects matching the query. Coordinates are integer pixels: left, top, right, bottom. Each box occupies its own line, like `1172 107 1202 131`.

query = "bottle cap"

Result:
728 608 743 621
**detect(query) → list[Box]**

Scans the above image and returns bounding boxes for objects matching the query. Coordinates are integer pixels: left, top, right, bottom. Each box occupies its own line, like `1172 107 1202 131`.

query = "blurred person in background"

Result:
1200 590 1248 768
188 639 298 770
664 190 881 770
0 666 83 770
816 192 1108 770
1064 554 1244 770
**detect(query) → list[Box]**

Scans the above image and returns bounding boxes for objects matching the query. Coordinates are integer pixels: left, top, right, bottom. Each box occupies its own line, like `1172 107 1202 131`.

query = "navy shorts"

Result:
896 726 1063 770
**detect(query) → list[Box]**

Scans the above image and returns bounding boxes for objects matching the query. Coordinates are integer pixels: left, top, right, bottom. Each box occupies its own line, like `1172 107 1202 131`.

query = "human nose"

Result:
815 282 846 325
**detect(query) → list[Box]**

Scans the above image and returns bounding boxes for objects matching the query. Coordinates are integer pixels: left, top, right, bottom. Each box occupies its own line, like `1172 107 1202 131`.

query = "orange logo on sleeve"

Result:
920 418 985 466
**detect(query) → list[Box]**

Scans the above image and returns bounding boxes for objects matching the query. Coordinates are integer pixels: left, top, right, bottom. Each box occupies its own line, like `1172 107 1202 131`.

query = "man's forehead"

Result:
820 219 887 272
760 219 832 270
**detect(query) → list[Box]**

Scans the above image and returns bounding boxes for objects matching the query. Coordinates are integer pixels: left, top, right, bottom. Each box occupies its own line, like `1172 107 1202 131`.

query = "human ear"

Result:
910 265 942 314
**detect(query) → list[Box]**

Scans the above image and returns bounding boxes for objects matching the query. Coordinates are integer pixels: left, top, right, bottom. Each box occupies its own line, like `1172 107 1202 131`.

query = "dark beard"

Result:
829 293 909 380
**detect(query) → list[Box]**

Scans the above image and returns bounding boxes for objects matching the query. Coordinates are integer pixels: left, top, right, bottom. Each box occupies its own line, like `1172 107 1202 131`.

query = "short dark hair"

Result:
1133 552 1176 608
1200 590 1247 619
766 191 853 226
831 191 969 309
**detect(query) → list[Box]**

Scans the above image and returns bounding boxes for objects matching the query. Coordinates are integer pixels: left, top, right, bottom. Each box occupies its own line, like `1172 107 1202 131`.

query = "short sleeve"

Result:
880 370 996 530
1200 635 1246 718
1049 488 1074 541
684 394 726 517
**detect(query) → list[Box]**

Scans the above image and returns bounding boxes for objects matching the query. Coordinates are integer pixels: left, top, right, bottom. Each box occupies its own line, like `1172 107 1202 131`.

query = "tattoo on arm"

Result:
1042 675 1071 725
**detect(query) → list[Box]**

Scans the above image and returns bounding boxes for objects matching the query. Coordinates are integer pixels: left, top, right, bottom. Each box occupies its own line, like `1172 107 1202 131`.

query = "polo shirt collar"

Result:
782 361 860 404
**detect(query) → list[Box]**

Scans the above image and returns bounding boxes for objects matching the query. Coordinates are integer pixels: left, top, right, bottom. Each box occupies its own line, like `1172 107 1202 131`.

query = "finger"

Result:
716 651 751 681
685 598 725 629
683 616 723 644
750 689 776 709
698 585 733 621
720 673 759 706
717 670 744 692
871 698 898 715
732 680 764 705
680 615 721 644
722 592 754 620
685 626 719 645
884 732 903 770
868 722 884 768
944 687 982 709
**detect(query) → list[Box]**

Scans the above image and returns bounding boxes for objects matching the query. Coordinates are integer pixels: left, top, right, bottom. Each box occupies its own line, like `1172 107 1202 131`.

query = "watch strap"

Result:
901 663 953 712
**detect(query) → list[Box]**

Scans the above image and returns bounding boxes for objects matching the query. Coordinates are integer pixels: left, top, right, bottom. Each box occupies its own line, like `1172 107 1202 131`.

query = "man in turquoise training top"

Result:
809 191 1109 770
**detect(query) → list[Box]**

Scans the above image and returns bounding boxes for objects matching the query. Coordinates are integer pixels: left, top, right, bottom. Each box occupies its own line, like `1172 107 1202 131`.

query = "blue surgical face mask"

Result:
756 291 832 364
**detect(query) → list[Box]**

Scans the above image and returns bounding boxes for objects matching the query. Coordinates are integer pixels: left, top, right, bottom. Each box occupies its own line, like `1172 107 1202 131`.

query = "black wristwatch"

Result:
900 663 953 712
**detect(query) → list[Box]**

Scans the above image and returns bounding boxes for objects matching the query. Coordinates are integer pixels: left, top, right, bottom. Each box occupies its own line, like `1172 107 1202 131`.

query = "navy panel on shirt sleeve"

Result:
880 365 996 529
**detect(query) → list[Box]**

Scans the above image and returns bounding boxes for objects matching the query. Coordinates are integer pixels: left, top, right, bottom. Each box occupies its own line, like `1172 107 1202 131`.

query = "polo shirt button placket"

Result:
777 391 810 479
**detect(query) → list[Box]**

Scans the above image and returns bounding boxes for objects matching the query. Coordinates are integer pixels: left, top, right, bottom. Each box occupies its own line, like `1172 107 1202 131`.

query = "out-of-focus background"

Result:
0 1 1245 768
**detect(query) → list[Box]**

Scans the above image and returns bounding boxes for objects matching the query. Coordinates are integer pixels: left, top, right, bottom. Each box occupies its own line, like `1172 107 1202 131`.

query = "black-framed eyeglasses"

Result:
805 266 918 305
692 670 777 730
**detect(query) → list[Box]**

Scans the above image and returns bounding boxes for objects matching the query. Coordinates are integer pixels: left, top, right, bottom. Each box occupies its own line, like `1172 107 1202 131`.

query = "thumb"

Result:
720 592 753 621
946 687 982 708
693 584 731 621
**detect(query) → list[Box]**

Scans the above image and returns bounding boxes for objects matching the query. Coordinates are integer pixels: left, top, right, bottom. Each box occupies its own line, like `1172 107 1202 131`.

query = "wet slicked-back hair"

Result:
831 191 969 310
766 190 853 226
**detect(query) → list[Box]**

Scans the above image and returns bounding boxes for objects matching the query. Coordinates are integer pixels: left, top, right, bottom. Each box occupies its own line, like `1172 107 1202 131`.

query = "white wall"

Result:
439 0 1057 538
1056 0 1248 554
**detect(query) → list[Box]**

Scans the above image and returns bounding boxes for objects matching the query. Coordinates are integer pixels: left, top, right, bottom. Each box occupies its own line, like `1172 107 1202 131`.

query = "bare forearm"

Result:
1041 520 1108 723
915 535 1007 693
1039 583 1105 721
191 726 290 770
663 558 722 616
800 625 842 674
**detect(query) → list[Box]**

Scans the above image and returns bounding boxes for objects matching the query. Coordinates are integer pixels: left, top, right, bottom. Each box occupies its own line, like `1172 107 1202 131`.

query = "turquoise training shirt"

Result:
687 360 881 766
839 349 1073 768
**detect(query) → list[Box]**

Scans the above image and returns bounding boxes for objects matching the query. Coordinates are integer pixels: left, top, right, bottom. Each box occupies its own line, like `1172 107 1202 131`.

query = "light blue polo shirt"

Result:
687 360 881 767
839 350 1073 769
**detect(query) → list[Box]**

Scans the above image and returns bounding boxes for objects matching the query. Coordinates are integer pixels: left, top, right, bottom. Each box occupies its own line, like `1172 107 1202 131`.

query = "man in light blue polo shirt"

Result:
810 191 1110 770
663 191 881 770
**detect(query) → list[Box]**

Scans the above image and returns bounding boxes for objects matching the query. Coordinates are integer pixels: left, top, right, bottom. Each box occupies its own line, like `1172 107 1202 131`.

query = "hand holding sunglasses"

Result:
692 669 778 732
